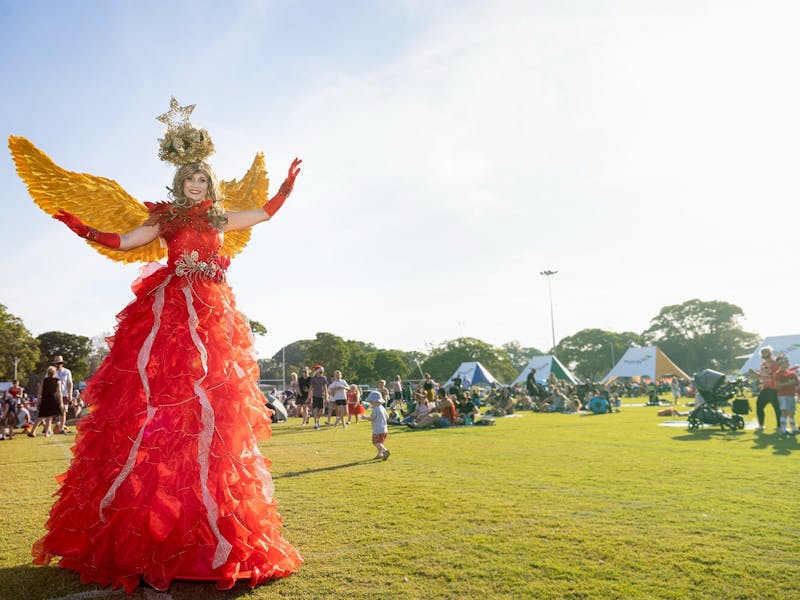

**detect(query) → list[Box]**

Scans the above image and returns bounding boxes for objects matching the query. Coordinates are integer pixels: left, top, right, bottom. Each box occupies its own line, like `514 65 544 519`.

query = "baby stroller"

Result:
687 369 746 431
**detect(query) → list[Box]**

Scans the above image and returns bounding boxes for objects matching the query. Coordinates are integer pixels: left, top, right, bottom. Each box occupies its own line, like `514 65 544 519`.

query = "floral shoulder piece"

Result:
143 200 214 234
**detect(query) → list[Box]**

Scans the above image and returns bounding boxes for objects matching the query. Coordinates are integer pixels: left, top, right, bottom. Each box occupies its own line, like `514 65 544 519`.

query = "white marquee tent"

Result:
444 361 498 387
738 335 800 374
512 355 580 386
601 346 688 383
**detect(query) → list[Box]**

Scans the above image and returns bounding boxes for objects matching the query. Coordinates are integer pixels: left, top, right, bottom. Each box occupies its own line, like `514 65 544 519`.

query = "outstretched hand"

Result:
262 158 302 218
278 158 302 197
287 157 302 183
53 209 90 238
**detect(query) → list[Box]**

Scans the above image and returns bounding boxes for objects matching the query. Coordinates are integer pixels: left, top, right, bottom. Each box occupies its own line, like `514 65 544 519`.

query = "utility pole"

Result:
540 270 558 351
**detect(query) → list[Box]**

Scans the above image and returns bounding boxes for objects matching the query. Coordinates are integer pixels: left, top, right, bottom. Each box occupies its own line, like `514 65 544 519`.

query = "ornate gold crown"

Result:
156 96 215 166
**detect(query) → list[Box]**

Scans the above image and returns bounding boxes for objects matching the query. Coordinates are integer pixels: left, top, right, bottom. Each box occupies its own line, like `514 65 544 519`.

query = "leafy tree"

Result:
305 332 350 375
249 319 268 337
555 329 642 380
421 337 516 384
0 303 40 382
344 340 376 384
501 341 545 371
402 351 427 381
373 349 410 382
36 331 93 382
260 339 314 381
86 334 111 378
642 299 759 373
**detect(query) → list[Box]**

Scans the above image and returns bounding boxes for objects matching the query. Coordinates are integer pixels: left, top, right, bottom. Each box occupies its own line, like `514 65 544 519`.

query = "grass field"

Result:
1 398 799 599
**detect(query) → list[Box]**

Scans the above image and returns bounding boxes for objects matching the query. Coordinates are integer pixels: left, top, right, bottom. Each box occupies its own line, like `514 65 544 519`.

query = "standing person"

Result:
52 357 73 434
525 368 538 398
749 346 781 432
774 354 798 435
29 366 63 437
9 98 303 593
376 379 391 405
390 375 404 412
670 377 681 403
309 366 328 430
328 370 349 429
420 373 437 404
297 366 312 426
347 383 364 424
361 391 390 460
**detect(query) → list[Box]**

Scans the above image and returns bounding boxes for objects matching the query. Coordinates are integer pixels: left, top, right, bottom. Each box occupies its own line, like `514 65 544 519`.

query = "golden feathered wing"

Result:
8 135 163 264
219 152 269 258
9 135 270 263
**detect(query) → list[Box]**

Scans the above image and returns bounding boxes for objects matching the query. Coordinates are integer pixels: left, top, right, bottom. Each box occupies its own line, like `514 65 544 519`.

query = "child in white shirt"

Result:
362 391 390 460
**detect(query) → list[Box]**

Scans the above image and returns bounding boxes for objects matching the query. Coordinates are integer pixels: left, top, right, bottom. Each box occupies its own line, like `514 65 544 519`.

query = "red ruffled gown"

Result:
32 200 302 593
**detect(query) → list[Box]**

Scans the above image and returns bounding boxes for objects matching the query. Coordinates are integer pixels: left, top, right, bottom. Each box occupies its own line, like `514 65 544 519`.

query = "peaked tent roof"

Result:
444 361 498 387
738 335 800 374
601 346 688 383
512 355 580 386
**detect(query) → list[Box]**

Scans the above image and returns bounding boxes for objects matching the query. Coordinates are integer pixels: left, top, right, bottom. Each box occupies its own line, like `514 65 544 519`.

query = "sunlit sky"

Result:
2 0 799 361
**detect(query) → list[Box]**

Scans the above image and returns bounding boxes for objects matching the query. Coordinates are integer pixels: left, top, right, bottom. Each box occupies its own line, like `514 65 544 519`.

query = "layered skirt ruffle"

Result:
32 264 302 593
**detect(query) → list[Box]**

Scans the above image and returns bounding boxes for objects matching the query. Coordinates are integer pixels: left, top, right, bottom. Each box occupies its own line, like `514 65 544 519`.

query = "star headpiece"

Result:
156 96 215 166
157 96 196 127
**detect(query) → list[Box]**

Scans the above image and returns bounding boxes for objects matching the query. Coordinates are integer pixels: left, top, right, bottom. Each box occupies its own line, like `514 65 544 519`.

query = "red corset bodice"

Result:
145 199 230 281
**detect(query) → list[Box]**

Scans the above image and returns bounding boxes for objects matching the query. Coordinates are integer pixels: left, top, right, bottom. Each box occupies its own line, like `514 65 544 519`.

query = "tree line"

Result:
0 299 761 392
259 299 760 384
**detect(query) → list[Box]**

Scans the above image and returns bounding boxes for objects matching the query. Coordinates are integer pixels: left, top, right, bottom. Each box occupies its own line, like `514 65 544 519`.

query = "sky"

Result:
1 0 799 362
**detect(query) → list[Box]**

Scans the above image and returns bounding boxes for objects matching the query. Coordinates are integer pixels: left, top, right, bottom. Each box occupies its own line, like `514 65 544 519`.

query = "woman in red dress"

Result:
10 100 303 593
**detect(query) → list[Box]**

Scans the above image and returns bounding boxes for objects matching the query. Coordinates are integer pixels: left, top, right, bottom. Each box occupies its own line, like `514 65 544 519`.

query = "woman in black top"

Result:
30 366 63 437
297 366 312 426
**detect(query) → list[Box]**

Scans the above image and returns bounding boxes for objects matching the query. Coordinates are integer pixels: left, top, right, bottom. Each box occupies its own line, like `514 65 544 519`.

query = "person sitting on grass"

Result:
438 393 458 426
403 397 432 425
456 391 478 425
588 395 612 414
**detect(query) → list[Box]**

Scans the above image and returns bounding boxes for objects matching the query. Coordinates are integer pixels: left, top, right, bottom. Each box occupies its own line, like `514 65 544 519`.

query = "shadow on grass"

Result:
0 563 116 600
671 429 748 442
276 459 376 479
750 430 797 455
672 428 797 454
0 563 282 599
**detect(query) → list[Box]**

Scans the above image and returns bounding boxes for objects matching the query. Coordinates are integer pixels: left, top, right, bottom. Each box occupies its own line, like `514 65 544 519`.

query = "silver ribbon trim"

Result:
99 274 171 521
182 283 233 568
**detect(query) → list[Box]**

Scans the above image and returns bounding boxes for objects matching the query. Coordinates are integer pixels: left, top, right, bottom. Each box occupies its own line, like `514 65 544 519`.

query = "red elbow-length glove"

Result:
53 210 121 249
263 158 302 218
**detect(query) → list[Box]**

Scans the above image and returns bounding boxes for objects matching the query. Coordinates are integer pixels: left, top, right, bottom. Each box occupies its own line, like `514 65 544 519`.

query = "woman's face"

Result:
183 172 209 203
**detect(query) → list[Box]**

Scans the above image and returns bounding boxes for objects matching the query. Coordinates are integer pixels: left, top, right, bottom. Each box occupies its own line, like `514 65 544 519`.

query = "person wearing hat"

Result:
52 356 73 434
361 391 390 460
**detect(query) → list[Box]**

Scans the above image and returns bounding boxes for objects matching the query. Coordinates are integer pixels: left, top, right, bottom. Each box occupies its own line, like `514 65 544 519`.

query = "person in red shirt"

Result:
6 379 23 401
748 346 781 432
774 353 798 435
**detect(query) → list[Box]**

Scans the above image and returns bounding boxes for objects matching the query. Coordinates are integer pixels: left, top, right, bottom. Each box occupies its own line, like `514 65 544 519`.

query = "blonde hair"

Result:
169 162 228 229
46 366 56 377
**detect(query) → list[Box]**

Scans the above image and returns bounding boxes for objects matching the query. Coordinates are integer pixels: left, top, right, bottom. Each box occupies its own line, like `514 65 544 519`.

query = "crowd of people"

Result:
260 366 637 445
0 357 85 440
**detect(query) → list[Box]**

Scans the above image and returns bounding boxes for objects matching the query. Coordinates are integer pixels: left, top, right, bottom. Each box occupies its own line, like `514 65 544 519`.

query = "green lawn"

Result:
1 399 799 599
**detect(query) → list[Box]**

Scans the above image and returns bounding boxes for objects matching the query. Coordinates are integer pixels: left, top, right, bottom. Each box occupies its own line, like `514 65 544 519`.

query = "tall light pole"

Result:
281 346 286 392
540 270 558 352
